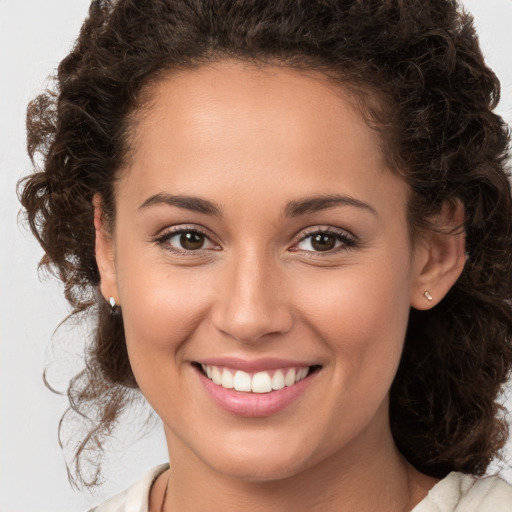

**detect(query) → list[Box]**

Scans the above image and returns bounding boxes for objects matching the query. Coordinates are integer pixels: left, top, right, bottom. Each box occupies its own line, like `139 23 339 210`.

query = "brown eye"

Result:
180 231 205 250
311 233 336 251
160 229 217 252
295 229 355 254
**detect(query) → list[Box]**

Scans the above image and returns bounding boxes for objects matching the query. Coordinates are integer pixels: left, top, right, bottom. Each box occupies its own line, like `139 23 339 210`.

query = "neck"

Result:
155 420 437 512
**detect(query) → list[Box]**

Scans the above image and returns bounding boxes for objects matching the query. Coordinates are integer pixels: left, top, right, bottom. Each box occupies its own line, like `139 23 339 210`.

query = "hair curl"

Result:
19 0 512 487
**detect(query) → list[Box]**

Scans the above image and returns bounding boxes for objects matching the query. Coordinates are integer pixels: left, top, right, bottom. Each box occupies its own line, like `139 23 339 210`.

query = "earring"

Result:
109 296 117 315
424 291 433 301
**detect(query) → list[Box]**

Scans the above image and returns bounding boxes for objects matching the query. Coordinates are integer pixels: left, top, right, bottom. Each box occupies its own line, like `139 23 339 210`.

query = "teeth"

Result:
284 368 296 386
233 370 252 392
271 370 285 390
252 371 272 393
221 368 234 389
297 367 308 381
200 364 311 393
211 366 222 385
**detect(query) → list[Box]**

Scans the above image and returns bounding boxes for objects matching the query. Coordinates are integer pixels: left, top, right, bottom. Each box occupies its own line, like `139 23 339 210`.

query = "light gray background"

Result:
1 1 511 511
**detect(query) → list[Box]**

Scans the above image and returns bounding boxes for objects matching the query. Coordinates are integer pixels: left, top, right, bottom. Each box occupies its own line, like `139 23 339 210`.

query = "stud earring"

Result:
109 296 117 315
424 291 433 301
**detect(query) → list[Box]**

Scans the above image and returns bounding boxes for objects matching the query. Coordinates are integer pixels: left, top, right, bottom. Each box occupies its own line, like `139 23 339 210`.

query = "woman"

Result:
19 0 512 510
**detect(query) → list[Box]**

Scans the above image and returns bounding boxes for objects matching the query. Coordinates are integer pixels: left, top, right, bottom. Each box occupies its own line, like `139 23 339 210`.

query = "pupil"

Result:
311 234 336 251
180 232 204 250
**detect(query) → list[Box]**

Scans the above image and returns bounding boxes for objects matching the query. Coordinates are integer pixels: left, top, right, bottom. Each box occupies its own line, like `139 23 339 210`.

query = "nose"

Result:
211 248 294 344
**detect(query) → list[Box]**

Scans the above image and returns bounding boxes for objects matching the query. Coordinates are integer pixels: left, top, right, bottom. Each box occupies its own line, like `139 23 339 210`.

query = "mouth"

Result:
193 362 321 394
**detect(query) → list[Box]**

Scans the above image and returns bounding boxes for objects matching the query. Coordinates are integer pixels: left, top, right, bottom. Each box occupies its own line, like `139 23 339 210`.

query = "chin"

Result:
193 435 320 483
210 455 310 483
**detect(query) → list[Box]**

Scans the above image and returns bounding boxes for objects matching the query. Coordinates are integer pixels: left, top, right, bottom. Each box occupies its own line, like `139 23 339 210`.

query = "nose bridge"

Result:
212 244 292 343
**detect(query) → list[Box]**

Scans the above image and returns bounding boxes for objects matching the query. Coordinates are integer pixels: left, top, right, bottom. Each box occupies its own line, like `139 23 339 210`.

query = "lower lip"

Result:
196 367 317 417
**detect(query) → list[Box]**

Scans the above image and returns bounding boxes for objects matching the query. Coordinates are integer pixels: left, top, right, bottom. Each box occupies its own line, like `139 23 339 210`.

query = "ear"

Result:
93 194 119 305
410 200 466 310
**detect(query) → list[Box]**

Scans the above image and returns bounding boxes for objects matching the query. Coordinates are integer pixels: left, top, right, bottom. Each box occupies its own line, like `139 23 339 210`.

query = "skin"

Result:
95 61 465 511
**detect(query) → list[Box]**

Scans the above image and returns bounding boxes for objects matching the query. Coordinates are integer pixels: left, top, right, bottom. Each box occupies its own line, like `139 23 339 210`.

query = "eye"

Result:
298 233 339 252
293 229 356 254
156 228 218 253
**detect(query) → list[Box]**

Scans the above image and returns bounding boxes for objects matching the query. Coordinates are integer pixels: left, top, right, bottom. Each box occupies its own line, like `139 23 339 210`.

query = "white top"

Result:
88 464 512 512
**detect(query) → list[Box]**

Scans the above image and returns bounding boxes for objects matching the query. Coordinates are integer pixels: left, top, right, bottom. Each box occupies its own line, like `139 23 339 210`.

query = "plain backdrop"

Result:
1 1 511 511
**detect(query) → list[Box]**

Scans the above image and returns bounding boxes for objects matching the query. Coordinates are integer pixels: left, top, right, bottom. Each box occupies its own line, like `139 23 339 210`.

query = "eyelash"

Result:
290 227 357 257
153 226 219 256
153 225 357 257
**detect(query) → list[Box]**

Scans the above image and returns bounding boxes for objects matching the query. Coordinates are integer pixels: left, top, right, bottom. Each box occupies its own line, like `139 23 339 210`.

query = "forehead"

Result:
137 61 380 156
120 61 407 220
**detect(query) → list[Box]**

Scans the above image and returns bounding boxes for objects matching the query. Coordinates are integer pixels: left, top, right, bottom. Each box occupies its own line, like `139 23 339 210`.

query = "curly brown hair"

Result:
19 0 512 488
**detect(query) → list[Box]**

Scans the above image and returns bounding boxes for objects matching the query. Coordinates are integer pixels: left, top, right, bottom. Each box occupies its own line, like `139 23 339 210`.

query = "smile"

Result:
194 359 321 416
200 364 312 393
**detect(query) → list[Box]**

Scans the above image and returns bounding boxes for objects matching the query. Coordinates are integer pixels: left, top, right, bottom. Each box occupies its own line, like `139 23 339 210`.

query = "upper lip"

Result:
194 357 317 373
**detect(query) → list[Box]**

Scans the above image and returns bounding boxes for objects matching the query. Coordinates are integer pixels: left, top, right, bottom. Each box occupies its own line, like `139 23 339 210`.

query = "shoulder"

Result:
87 464 170 512
412 471 512 512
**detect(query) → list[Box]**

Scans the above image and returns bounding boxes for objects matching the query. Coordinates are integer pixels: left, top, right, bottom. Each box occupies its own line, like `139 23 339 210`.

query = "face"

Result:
97 61 435 481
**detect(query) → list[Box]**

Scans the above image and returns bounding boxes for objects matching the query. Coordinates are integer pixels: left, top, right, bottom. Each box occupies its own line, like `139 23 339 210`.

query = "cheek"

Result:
115 247 215 372
291 256 412 379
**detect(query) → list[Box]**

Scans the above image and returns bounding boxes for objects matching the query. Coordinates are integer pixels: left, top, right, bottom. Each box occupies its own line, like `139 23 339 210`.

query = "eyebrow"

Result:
139 192 377 218
284 194 378 217
139 193 222 216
